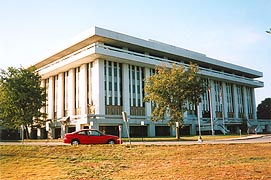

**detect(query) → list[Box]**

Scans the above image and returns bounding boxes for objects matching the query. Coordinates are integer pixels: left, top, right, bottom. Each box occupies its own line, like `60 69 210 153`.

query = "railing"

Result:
228 112 234 118
247 119 271 133
75 108 81 115
258 119 271 124
130 106 145 116
105 105 123 115
213 119 230 134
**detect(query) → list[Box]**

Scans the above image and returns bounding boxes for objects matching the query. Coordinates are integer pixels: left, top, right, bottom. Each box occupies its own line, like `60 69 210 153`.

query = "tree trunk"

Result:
24 125 30 139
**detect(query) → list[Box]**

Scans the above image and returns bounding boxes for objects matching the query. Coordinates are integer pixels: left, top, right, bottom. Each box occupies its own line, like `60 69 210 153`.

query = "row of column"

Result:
206 81 256 120
43 59 257 134
45 64 92 119
43 59 149 118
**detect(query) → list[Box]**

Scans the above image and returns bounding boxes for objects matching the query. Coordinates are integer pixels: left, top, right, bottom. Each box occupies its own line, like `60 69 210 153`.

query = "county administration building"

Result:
32 27 265 139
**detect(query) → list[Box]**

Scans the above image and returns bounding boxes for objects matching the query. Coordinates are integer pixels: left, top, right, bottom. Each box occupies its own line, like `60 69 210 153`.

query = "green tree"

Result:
257 98 271 119
0 66 46 138
144 63 206 126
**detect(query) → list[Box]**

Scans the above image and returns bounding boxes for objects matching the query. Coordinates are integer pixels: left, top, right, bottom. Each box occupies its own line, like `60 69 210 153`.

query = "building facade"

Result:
33 27 268 139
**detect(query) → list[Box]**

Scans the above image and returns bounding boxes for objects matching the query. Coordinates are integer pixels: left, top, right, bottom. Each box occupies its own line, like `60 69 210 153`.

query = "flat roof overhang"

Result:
33 27 263 79
38 44 264 88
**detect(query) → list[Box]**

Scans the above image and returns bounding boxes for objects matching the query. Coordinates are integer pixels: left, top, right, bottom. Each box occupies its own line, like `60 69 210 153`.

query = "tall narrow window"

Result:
236 85 244 116
128 65 144 107
104 60 122 106
246 87 253 118
226 83 234 113
214 80 222 112
201 79 210 117
87 62 93 105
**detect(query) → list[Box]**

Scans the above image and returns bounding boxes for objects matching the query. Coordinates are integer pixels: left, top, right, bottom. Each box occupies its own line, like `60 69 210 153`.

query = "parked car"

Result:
63 129 122 145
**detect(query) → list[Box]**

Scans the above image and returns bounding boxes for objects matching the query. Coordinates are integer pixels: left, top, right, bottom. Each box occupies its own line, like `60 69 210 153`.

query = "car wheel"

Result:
108 140 115 144
71 139 80 145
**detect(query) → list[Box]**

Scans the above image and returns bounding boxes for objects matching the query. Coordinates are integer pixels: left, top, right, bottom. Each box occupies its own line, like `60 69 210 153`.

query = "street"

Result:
0 135 270 146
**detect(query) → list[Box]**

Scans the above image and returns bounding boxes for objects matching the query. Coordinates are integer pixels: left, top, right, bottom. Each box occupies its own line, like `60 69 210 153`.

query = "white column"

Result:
117 63 121 106
112 62 115 105
251 88 257 119
129 65 133 107
37 128 41 139
92 59 105 115
222 82 228 119
199 102 203 119
242 86 248 119
122 64 130 115
57 72 64 118
144 67 154 136
135 66 138 107
57 73 66 139
106 61 109 105
139 67 143 107
210 80 216 119
232 84 239 119
122 64 131 138
40 80 46 115
79 64 87 115
48 77 54 120
144 67 151 117
68 68 75 116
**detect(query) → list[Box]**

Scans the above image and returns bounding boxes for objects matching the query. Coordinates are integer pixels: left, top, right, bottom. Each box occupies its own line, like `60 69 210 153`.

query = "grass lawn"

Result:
1 143 271 180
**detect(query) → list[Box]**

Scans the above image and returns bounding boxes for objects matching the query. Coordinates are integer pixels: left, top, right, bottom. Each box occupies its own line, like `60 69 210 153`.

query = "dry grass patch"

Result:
1 143 271 180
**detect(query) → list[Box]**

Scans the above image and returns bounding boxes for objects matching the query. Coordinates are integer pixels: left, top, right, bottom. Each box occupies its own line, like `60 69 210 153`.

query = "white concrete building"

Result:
33 27 267 139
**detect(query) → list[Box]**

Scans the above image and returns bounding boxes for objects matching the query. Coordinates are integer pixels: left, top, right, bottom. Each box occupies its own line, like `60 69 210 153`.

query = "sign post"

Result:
141 121 144 142
118 125 122 142
197 104 203 142
122 111 131 148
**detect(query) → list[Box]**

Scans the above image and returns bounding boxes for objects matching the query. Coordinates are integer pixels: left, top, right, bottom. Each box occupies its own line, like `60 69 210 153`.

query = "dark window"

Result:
155 126 170 136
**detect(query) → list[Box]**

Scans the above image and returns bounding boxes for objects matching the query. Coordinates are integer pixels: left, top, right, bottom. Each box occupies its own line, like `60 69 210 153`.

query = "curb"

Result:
220 135 266 141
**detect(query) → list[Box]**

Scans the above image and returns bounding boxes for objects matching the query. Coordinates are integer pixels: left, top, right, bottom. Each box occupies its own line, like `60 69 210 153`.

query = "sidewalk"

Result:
123 134 270 145
220 134 266 141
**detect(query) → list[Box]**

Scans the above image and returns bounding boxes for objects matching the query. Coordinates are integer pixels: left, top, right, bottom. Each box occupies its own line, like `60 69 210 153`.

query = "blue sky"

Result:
0 0 270 105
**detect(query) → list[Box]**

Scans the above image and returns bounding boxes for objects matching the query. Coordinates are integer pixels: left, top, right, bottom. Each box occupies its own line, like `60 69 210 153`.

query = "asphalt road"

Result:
0 135 270 146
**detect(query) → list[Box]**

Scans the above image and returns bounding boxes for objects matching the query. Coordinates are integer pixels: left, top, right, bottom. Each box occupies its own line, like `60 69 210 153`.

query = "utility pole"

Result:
197 104 202 142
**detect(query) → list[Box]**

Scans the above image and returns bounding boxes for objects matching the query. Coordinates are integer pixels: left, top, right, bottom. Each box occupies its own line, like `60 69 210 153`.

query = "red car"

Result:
63 129 122 145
